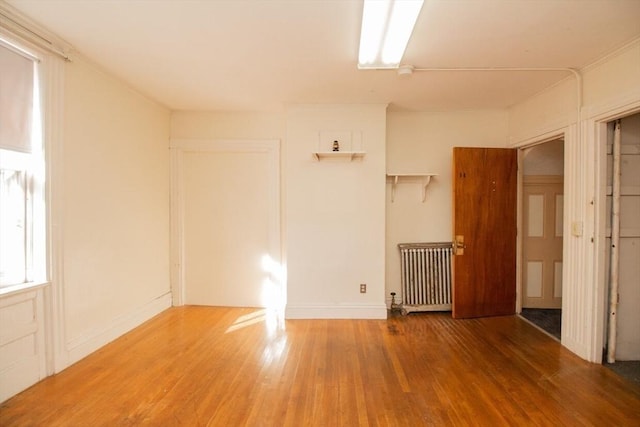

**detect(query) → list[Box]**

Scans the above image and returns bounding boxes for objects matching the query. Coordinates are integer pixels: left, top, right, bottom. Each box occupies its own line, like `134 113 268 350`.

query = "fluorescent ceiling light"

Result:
358 0 424 69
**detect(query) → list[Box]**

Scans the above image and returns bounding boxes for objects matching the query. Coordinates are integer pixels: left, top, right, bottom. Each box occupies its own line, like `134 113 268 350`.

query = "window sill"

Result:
0 281 50 298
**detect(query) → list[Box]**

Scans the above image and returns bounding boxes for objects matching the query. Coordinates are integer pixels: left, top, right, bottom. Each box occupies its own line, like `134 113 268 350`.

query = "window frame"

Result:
0 39 47 293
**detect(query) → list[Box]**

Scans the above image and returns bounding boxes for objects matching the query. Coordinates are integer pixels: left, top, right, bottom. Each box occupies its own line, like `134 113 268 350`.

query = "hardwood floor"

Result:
1 306 639 426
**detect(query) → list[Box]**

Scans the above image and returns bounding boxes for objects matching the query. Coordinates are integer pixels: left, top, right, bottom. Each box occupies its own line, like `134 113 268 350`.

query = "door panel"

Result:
182 150 272 307
172 140 281 309
522 177 563 308
452 147 517 319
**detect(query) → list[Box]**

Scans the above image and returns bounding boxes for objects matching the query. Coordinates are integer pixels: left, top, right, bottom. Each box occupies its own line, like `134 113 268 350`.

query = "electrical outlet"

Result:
360 284 367 293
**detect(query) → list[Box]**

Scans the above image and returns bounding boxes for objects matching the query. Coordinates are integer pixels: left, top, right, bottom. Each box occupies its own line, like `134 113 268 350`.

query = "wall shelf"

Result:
386 173 438 202
313 151 366 161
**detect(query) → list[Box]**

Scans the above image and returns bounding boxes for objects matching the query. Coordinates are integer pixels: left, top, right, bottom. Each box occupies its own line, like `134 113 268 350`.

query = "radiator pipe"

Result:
606 120 621 364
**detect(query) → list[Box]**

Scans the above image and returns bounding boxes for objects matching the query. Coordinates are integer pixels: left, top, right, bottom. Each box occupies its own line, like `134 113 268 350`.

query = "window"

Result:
0 41 45 288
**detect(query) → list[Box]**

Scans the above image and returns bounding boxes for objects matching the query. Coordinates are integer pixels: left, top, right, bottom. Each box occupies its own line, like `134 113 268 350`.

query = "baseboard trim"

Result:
562 335 593 363
66 293 172 366
285 304 387 319
0 354 40 403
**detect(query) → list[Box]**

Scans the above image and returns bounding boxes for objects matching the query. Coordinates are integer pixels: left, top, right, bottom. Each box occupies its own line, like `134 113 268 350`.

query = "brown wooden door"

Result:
452 147 517 319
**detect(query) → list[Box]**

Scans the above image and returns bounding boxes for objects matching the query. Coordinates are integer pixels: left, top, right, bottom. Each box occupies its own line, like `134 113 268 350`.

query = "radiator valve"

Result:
390 292 402 313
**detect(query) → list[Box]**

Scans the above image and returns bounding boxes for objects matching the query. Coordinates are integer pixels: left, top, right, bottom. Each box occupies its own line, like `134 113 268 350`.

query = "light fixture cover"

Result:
358 0 424 69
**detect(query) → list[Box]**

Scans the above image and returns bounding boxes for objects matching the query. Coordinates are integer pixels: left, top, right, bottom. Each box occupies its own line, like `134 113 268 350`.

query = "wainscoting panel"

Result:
0 287 47 403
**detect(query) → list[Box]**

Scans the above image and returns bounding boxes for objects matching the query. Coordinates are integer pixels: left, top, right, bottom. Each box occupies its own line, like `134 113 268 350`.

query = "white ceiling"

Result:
6 0 640 112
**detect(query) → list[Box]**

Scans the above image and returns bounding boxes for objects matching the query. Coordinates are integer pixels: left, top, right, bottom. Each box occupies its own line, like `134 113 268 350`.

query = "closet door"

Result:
172 140 281 308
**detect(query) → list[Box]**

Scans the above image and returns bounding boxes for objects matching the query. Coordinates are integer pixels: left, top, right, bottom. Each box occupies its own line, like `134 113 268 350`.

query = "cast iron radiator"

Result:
397 242 453 314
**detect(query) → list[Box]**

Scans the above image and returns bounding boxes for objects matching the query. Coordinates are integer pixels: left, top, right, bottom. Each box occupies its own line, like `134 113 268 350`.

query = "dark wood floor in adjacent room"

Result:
1 306 639 426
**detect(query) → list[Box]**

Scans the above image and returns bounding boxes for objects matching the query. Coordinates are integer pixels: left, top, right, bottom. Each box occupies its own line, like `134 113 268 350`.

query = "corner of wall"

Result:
65 293 172 366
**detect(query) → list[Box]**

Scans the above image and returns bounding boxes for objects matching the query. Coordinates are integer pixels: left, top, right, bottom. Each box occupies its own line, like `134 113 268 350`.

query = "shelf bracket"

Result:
421 175 433 202
391 175 399 202
387 173 437 203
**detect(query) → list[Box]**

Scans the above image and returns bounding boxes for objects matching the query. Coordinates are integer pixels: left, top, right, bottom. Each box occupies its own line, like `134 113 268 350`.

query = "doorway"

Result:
170 139 282 309
519 139 565 339
603 112 640 383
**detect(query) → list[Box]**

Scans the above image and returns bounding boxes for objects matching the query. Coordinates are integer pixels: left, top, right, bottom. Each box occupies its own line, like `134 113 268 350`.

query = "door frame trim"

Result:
511 101 640 363
591 102 640 362
169 139 281 307
510 94 640 363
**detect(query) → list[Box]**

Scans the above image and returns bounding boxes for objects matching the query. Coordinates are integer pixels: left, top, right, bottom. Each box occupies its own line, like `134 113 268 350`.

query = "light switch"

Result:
571 221 583 237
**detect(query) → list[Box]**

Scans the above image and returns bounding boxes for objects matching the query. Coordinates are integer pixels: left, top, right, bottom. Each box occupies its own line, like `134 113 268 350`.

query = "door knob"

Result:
454 235 466 255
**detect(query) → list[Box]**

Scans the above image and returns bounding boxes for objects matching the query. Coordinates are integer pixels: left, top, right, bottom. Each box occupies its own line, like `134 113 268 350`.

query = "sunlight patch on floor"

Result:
225 307 285 335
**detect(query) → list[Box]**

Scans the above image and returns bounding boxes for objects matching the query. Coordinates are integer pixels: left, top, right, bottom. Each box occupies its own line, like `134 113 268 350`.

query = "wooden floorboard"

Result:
1 306 639 426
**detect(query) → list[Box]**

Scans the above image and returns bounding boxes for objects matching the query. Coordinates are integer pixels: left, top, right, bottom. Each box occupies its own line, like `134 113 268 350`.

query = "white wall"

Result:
385 110 509 302
508 38 640 362
0 54 172 403
285 104 387 319
171 106 388 319
509 78 577 145
170 112 286 307
171 111 285 140
170 139 281 309
61 56 171 364
510 39 640 144
522 139 564 176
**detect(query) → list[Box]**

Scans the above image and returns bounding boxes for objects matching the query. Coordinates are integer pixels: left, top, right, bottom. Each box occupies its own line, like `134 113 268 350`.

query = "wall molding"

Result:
43 54 68 375
509 120 571 148
560 333 591 361
0 352 40 403
65 293 171 366
585 97 640 123
509 127 567 149
285 304 388 319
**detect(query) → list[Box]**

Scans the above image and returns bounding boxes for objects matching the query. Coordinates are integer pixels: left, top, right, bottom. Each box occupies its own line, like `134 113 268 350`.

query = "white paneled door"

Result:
171 140 281 308
522 176 564 309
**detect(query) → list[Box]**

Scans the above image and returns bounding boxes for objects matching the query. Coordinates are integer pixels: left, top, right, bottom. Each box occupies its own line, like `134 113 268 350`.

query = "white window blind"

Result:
0 44 34 153
0 41 40 287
